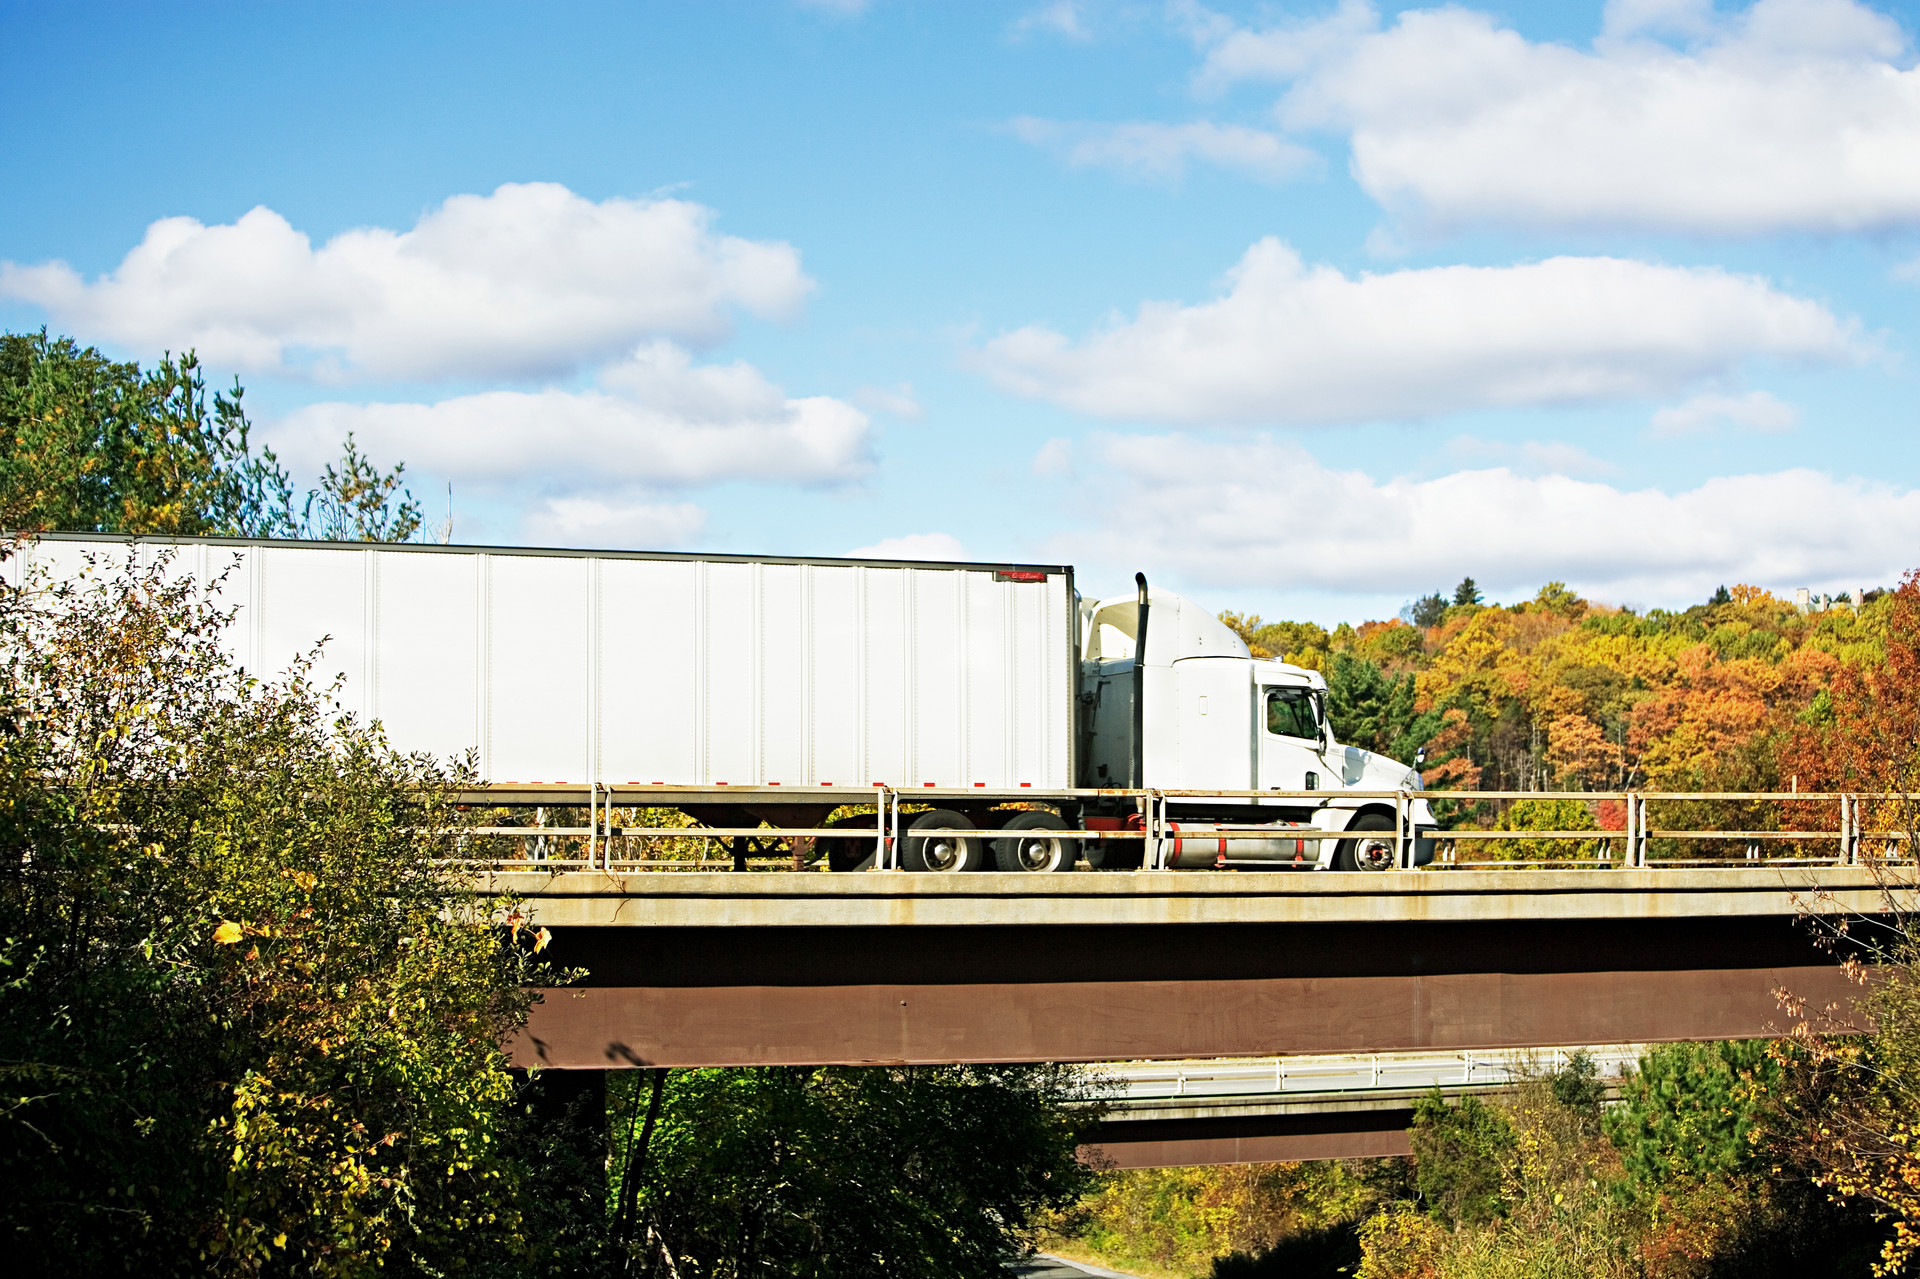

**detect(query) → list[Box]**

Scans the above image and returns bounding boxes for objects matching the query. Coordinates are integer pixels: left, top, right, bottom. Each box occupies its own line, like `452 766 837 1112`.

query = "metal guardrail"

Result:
439 785 1916 874
1096 1045 1646 1102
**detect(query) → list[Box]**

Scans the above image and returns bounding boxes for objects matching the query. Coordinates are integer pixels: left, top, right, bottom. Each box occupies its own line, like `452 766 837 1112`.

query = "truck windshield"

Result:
1265 687 1319 740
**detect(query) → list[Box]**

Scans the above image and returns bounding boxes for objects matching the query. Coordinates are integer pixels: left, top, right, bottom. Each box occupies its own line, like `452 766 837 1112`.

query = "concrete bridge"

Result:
499 867 1883 1071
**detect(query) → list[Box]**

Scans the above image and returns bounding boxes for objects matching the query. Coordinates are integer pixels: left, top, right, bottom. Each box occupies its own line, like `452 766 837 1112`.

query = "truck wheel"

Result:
993 811 1075 872
1334 813 1398 872
820 815 879 872
904 809 986 872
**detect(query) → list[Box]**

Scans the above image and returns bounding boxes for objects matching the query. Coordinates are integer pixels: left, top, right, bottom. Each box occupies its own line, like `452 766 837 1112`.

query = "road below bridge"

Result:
495 867 1885 1070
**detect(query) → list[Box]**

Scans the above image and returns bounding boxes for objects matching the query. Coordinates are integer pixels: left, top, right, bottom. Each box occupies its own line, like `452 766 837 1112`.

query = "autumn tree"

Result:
1767 570 1920 1274
0 544 557 1276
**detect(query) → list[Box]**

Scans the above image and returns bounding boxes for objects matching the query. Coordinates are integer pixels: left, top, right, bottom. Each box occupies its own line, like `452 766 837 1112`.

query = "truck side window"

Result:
1265 687 1318 740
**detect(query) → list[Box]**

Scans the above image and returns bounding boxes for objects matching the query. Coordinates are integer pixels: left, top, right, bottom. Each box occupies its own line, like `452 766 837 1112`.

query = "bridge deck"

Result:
487 866 1892 927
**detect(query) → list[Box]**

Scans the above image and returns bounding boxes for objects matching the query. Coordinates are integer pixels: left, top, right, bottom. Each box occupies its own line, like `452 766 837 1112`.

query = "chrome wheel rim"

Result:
1353 836 1395 871
924 837 963 871
1016 836 1061 871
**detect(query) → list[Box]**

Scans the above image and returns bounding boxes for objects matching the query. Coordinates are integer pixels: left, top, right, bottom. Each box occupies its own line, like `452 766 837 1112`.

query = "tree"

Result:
0 331 425 545
0 330 292 536
1607 1041 1773 1186
1326 651 1434 761
1402 592 1449 629
0 543 556 1276
1408 1090 1514 1227
616 1064 1100 1278
1711 584 1734 607
1452 577 1484 608
1549 1050 1606 1134
297 432 425 543
1534 581 1585 617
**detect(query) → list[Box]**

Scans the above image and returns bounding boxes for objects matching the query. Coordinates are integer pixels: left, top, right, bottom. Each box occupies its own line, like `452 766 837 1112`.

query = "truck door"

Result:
1258 686 1327 792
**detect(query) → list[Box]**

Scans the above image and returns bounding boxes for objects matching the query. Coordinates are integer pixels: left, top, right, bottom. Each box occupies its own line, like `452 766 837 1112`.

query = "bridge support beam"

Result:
514 904 1870 1071
1082 1110 1417 1168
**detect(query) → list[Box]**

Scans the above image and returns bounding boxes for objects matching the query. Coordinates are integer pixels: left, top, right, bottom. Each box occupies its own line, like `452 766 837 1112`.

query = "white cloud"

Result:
1187 0 1378 95
1183 0 1920 235
1012 1 1089 41
522 494 709 550
1078 433 1920 602
1651 390 1800 434
979 238 1858 425
1032 437 1076 477
1518 440 1621 476
852 383 923 420
1443 435 1618 475
1011 118 1318 183
1601 0 1719 41
0 183 812 381
267 342 872 490
846 532 969 561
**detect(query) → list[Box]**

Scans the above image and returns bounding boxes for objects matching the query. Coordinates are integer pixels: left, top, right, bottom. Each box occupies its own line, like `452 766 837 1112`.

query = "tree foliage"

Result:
1607 1042 1774 1187
1048 1158 1399 1278
0 544 554 1276
1409 1091 1515 1227
298 432 425 544
0 330 424 544
1220 578 1884 850
0 331 293 536
616 1063 1100 1278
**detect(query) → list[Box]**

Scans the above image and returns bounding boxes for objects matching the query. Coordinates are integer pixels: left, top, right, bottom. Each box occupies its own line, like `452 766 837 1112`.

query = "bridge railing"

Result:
436 784 1918 873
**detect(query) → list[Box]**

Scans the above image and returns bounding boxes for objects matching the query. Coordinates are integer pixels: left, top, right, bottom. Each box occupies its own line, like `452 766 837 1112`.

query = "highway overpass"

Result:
1081 1046 1642 1166
500 866 1884 1070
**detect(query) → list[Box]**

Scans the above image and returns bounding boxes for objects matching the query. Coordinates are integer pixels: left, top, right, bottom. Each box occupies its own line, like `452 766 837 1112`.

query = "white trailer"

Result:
17 535 1435 872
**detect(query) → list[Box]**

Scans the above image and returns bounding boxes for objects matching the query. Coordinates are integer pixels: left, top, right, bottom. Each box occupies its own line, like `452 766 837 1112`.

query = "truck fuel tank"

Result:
1162 821 1314 870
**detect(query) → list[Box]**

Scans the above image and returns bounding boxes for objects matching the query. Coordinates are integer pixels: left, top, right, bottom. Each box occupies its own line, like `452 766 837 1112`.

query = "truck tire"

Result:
820 815 879 872
1334 812 1398 872
904 809 987 873
993 811 1076 872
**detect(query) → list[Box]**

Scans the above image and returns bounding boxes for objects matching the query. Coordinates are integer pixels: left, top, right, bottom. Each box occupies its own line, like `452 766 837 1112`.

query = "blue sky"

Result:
4 0 1920 623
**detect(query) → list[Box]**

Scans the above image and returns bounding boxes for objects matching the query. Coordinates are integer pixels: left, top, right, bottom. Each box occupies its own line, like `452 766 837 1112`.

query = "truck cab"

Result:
1078 587 1436 869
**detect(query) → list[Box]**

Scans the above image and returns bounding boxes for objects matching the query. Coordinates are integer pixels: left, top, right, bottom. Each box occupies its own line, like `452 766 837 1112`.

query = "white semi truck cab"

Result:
1078 579 1437 870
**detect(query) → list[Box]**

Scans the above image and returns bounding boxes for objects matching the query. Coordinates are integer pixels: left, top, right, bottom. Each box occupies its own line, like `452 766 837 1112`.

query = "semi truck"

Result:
15 534 1437 873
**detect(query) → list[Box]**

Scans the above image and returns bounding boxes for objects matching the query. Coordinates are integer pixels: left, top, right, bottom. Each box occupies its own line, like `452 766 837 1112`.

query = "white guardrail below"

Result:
1096 1045 1647 1102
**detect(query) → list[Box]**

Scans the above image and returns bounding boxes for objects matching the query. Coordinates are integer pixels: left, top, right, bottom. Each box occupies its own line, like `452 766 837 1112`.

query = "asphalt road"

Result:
1006 1253 1146 1279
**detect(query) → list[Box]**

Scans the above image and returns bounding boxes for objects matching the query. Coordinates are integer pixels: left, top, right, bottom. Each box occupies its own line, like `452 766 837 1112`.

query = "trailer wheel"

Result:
905 809 986 872
1334 813 1398 872
820 815 879 872
993 811 1075 872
